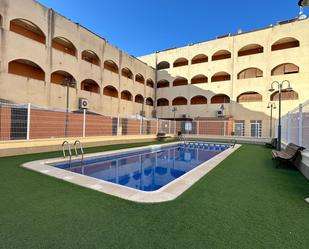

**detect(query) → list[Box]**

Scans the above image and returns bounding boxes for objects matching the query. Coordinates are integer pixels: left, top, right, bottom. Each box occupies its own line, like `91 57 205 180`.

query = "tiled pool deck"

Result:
22 142 241 203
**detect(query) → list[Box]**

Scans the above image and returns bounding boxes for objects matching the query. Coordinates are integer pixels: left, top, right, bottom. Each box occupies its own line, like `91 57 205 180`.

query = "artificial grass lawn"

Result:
0 142 309 249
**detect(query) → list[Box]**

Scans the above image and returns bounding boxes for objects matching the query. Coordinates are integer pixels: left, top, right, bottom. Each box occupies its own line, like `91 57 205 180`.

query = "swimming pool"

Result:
22 141 240 202
50 142 230 192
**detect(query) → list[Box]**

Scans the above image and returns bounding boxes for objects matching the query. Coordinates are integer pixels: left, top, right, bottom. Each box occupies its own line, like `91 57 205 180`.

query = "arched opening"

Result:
103 85 118 98
191 54 208 64
238 44 264 57
121 68 133 79
157 98 169 106
157 61 170 70
270 90 299 101
237 67 263 79
190 96 207 105
8 59 45 81
211 50 231 61
271 63 299 76
237 92 262 102
135 74 145 84
146 97 154 106
81 79 100 94
172 97 188 106
173 77 188 87
121 90 133 101
271 37 300 51
211 72 231 82
104 60 119 74
146 79 154 88
173 58 189 68
52 37 76 56
135 94 144 104
81 50 100 66
211 94 230 104
157 80 169 88
10 18 46 44
50 70 76 87
191 74 208 84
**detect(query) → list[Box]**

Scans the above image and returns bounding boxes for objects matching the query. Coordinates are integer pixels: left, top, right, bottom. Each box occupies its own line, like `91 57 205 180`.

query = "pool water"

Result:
51 142 230 192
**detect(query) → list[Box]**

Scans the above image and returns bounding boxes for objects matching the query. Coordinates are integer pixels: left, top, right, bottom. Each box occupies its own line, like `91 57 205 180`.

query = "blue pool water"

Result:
51 142 230 192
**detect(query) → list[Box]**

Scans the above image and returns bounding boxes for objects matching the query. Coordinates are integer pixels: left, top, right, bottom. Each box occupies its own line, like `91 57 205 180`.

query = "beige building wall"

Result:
0 0 156 118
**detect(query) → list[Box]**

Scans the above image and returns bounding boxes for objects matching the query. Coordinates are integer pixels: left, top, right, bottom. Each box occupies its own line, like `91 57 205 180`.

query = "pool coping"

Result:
21 142 241 203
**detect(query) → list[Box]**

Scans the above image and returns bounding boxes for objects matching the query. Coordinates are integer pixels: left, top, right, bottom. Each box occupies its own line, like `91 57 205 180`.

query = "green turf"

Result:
0 142 308 249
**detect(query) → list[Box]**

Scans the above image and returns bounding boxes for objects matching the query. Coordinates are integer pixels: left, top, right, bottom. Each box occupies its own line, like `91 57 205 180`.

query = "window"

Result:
237 92 262 102
103 86 118 98
157 98 169 106
238 44 263 57
157 80 169 88
191 75 208 84
81 50 100 66
191 54 208 64
104 60 119 74
234 120 245 136
237 68 263 79
8 59 45 81
173 77 188 86
271 63 299 76
211 72 231 82
173 58 188 68
250 120 262 138
172 97 187 106
271 37 300 51
157 61 170 70
52 37 76 56
81 79 100 94
211 50 231 61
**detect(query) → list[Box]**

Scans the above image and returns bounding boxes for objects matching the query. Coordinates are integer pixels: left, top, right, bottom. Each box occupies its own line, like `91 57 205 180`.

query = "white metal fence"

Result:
279 100 309 149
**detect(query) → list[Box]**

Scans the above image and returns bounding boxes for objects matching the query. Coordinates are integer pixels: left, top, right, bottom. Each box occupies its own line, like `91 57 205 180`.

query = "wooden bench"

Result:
156 132 172 141
272 143 305 168
266 138 277 149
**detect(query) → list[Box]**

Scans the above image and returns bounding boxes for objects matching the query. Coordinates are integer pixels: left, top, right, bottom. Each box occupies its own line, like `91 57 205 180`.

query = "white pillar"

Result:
223 121 226 136
26 103 31 140
83 109 86 138
287 112 291 143
299 104 303 146
168 120 171 134
156 118 159 134
197 121 199 136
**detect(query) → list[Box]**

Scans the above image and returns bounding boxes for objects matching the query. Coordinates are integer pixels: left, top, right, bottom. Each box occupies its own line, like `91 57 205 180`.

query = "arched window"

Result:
8 59 45 81
271 37 300 51
211 72 231 82
211 94 230 104
146 79 154 88
104 60 119 74
135 74 145 84
146 97 154 106
173 58 188 68
271 63 299 76
237 92 262 102
50 71 76 87
121 68 133 79
121 90 133 101
173 77 188 87
157 98 169 106
190 96 207 105
52 37 76 56
172 97 187 106
103 85 118 98
10 18 46 44
81 79 100 94
237 68 263 79
191 74 208 84
270 90 299 101
157 80 169 88
157 61 170 70
135 94 144 104
211 50 231 61
81 50 100 66
191 54 208 64
238 44 264 57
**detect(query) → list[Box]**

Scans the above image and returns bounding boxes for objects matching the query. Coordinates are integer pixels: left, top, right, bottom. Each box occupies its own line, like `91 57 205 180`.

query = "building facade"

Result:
0 0 309 138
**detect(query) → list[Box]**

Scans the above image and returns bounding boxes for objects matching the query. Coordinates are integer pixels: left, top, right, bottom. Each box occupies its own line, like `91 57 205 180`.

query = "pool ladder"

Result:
62 140 84 167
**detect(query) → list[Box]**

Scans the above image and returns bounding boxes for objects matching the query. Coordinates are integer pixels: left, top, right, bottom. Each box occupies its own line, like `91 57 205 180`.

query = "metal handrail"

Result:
74 140 84 167
62 141 72 166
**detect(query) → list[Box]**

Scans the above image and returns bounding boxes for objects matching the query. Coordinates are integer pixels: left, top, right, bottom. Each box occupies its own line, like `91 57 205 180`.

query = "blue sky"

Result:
38 0 305 56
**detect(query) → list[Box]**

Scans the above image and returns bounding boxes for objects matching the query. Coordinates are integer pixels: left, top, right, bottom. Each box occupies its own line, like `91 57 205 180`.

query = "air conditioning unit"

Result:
79 98 89 109
217 110 224 118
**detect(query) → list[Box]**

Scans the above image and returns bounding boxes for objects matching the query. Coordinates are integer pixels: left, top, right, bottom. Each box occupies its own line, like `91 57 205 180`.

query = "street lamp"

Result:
269 80 293 151
267 102 276 138
298 0 309 6
172 107 178 121
61 77 76 138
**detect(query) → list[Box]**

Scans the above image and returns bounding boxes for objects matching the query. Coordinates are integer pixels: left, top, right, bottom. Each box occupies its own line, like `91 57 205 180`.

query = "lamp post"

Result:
172 107 177 121
268 80 293 151
62 77 76 138
267 102 276 138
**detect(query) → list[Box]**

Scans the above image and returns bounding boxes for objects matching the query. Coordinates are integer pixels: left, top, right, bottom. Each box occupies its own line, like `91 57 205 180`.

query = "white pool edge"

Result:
21 142 241 203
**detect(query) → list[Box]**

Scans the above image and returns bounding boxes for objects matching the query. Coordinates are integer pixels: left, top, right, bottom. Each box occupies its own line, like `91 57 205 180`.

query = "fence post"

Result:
223 121 226 136
287 112 291 143
26 103 31 140
174 120 176 134
299 104 303 146
83 109 86 138
196 121 199 136
117 115 120 136
156 118 159 134
168 120 171 134
140 118 142 135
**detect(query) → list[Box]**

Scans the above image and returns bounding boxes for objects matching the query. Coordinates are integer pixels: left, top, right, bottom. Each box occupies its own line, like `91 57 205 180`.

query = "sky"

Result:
38 0 306 56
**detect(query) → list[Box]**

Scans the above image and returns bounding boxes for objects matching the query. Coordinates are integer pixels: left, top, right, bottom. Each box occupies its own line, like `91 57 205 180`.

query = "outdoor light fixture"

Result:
267 102 276 138
298 0 309 6
269 80 293 151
